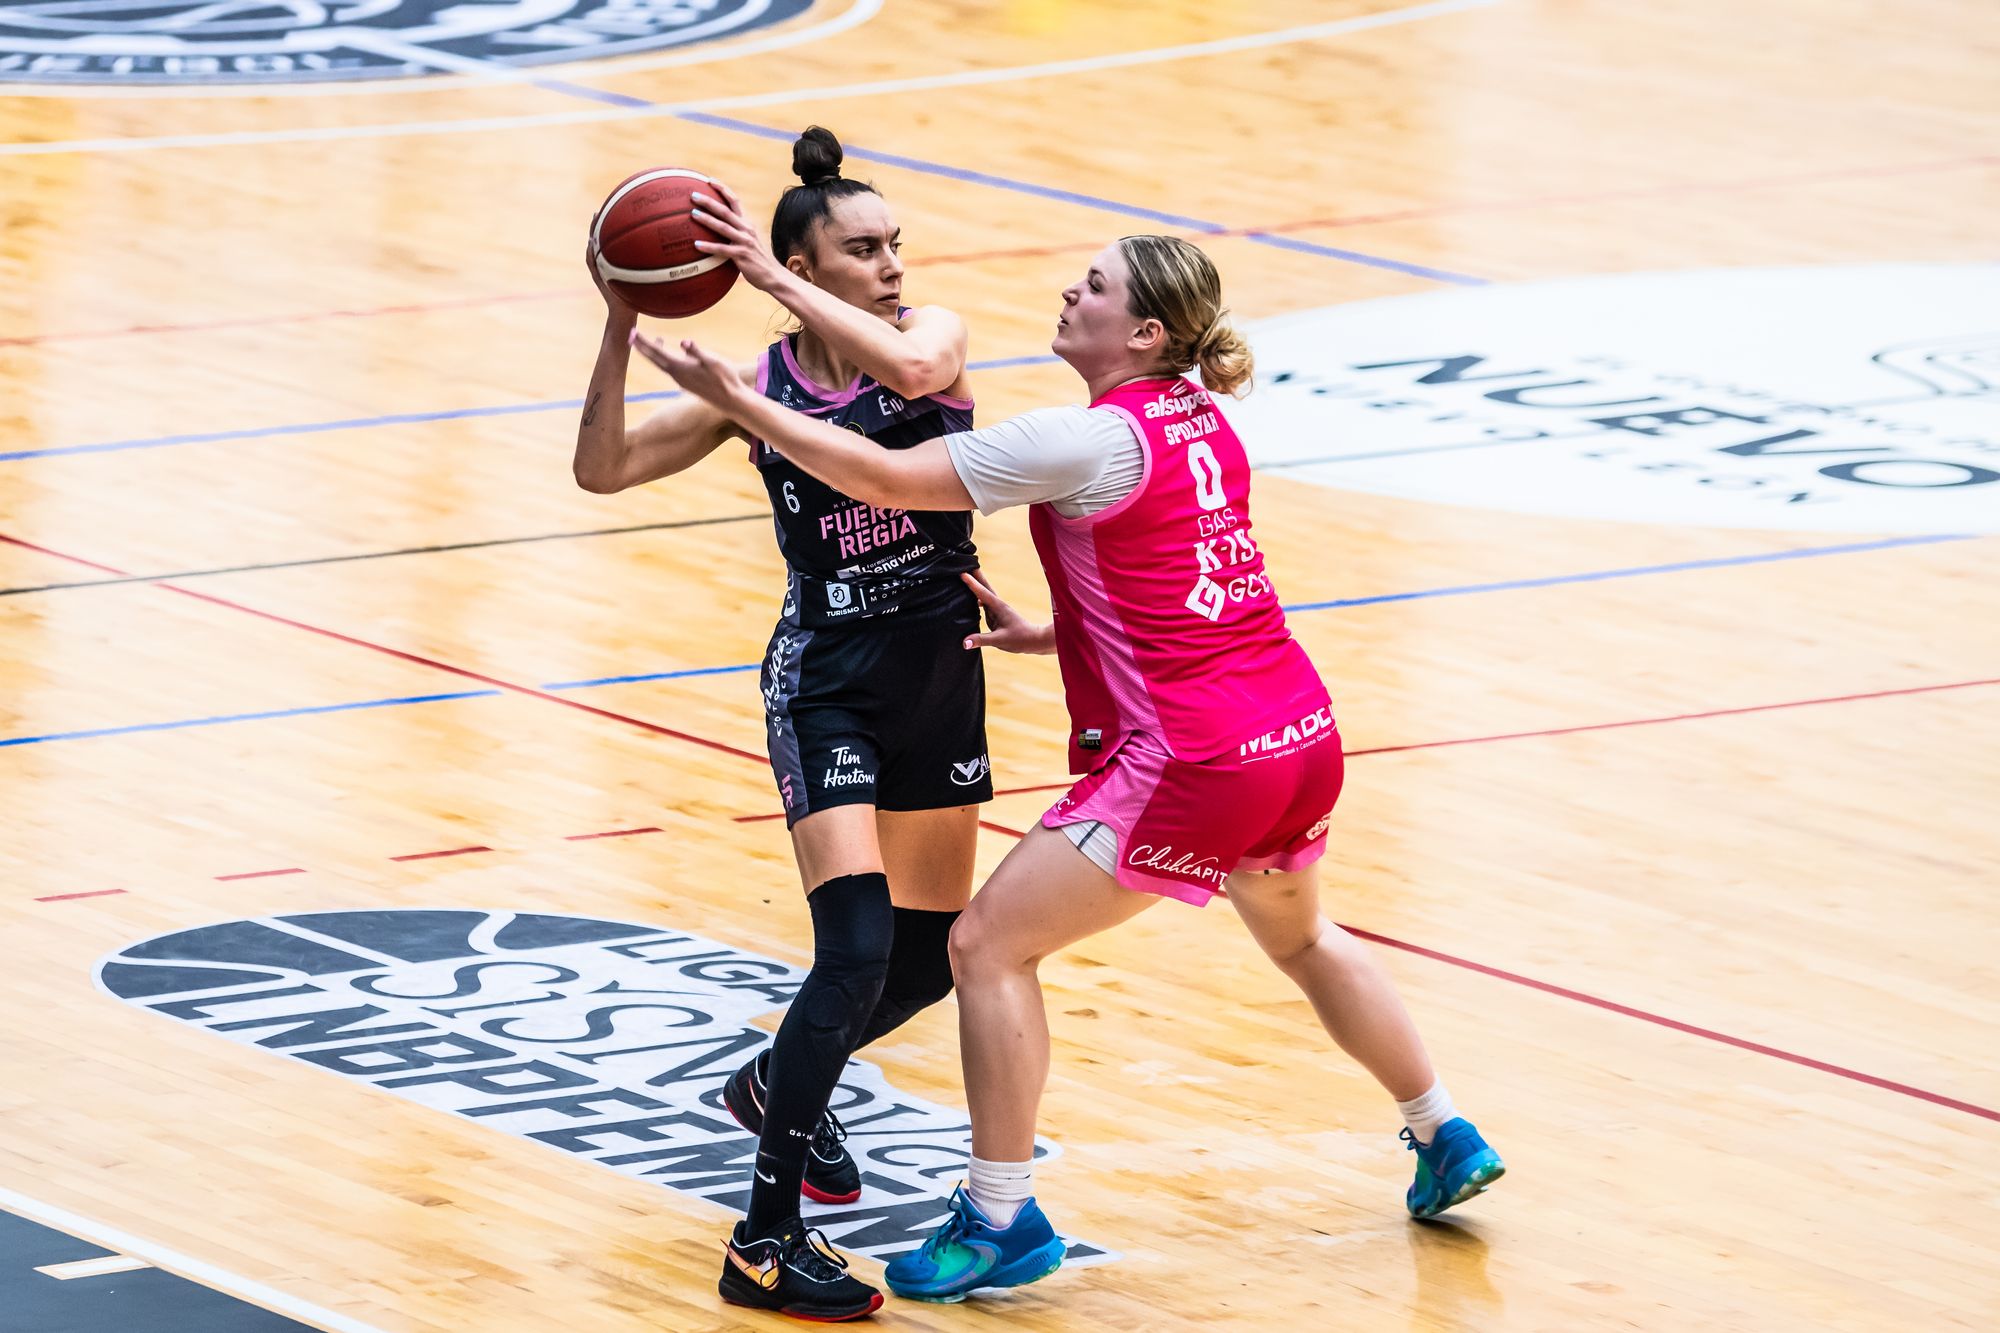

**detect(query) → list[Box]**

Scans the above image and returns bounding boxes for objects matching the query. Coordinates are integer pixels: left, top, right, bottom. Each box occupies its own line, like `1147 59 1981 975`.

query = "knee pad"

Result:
888 906 959 1009
803 872 895 1044
853 907 960 1048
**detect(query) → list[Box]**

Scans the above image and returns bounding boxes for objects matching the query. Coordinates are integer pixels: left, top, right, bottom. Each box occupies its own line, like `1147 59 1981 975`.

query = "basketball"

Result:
591 168 739 318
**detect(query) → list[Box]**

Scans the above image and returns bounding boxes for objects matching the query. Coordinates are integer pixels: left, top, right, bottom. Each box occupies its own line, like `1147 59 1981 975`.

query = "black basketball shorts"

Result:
759 612 993 827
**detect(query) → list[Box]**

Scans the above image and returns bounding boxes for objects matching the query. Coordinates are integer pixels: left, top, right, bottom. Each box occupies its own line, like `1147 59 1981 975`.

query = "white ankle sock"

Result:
965 1156 1034 1228
1397 1081 1458 1146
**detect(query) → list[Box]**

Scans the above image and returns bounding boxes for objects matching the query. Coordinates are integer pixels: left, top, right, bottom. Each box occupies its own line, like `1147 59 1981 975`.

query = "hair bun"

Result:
792 125 845 187
1195 312 1231 356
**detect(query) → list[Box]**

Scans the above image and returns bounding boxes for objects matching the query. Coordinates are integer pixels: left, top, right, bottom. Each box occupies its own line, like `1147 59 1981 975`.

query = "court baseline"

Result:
0 1185 391 1333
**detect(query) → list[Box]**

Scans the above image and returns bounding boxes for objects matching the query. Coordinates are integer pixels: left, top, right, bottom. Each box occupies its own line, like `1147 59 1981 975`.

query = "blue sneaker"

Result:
884 1186 1067 1303
1403 1117 1505 1218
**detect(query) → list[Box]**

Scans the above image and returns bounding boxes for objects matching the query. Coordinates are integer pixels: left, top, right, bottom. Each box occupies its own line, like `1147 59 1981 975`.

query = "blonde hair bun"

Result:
1117 235 1254 397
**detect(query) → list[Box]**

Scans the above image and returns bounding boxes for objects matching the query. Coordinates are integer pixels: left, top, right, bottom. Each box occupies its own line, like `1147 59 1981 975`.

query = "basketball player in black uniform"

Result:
574 127 990 1320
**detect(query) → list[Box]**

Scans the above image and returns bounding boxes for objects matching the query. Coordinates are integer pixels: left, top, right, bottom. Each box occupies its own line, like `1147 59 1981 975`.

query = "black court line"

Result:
0 1207 319 1333
0 513 769 597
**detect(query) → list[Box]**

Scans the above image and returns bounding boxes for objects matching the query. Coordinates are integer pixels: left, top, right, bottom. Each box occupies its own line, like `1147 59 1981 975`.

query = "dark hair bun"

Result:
792 125 844 187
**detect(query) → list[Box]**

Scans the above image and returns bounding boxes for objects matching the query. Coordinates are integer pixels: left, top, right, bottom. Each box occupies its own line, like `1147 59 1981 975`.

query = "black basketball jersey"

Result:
751 330 979 628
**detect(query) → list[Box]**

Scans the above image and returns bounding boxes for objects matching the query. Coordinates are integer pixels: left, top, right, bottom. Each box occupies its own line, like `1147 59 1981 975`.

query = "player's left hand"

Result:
689 182 787 291
629 332 741 408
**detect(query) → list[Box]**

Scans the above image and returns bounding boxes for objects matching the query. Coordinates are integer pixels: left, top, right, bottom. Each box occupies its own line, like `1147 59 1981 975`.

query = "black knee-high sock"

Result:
746 872 894 1236
855 907 960 1049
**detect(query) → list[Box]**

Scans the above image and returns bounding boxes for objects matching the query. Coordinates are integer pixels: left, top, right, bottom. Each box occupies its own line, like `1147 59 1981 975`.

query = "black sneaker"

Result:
719 1219 883 1321
723 1051 864 1204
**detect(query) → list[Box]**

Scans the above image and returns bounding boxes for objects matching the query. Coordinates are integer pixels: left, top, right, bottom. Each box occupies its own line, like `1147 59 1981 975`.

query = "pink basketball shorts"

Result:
1042 710 1346 906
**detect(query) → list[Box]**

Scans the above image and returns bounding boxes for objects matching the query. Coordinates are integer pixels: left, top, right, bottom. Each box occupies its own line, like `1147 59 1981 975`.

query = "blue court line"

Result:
676 111 1229 234
0 391 654 464
1280 533 1972 612
1237 231 1488 287
0 533 1969 750
672 110 1487 286
0 357 1063 464
963 353 1068 372
533 80 655 109
0 107 1478 467
0 690 496 748
0 399 622 463
542 663 760 690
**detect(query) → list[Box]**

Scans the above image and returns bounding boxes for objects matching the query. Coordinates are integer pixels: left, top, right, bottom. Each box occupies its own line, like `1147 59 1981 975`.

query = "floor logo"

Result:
0 0 812 87
1229 265 2000 533
96 908 1110 1266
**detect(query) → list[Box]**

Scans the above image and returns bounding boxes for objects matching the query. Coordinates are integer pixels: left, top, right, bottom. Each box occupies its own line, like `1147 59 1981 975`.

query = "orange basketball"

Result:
591 168 739 319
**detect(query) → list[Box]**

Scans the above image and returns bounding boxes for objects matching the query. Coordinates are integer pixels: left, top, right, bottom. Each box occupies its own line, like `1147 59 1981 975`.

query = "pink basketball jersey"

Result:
1030 376 1330 773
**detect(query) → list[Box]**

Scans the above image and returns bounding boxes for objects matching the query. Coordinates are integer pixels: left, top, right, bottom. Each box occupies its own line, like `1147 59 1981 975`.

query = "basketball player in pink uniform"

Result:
633 234 1504 1305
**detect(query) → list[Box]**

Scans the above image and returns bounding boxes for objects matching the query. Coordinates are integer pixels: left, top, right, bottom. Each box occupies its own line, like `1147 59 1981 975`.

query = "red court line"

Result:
565 826 664 841
990 780 1075 801
1338 926 2000 1124
1345 678 2000 757
13 155 1988 349
958 677 2000 801
388 844 493 862
34 889 128 902
214 867 306 882
0 533 768 766
734 813 1056 838
9 531 1990 1123
962 677 2000 797
969 818 1997 1124
1254 154 2000 239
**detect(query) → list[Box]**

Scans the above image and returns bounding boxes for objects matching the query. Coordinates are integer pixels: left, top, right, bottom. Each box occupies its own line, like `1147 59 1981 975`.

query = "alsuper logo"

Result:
96 909 1112 1268
1144 390 1210 420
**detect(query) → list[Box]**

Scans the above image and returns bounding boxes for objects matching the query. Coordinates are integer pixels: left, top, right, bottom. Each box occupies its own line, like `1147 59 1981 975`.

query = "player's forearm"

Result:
574 317 639 493
766 271 952 399
725 389 910 508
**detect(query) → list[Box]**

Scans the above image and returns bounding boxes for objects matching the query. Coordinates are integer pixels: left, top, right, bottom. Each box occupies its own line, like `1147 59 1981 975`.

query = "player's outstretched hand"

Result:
961 572 1056 655
690 182 788 292
630 332 742 408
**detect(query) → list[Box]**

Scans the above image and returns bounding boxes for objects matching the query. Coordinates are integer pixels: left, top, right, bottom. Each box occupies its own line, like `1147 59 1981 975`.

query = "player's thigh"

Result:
790 804 885 892
876 804 980 912
1224 864 1328 962
951 824 1157 974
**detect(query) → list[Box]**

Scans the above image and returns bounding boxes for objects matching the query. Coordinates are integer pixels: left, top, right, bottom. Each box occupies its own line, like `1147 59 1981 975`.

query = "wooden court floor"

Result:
2 1 1997 1329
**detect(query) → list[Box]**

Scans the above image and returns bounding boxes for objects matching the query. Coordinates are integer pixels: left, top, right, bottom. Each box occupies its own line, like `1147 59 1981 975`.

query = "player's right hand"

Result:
585 236 637 322
961 572 1056 655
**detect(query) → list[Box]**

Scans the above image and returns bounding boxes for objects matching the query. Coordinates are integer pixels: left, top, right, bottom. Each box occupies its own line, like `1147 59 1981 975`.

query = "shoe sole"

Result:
723 1076 864 1206
804 1179 863 1206
1411 1153 1506 1219
719 1272 885 1322
890 1237 1067 1303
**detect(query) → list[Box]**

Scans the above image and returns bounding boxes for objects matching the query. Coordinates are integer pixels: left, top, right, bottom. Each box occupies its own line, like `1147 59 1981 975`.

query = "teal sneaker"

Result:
1403 1117 1505 1218
883 1186 1067 1303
